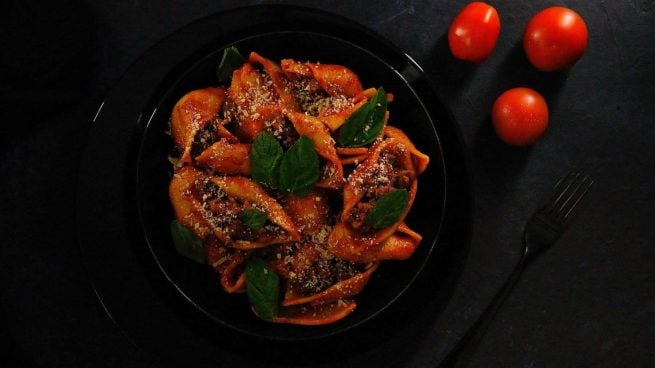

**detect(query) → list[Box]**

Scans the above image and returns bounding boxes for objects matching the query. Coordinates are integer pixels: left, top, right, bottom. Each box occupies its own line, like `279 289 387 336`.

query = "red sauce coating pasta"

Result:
168 51 429 325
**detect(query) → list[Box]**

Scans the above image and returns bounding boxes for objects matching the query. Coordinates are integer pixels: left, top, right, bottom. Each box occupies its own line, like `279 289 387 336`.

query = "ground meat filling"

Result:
194 179 285 243
291 77 327 116
291 77 354 117
265 116 298 149
190 123 219 158
348 149 415 230
289 253 365 296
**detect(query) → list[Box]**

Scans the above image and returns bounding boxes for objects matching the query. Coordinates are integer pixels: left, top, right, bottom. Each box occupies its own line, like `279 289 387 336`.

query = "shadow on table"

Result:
489 42 570 110
425 32 478 98
0 0 98 153
471 42 570 181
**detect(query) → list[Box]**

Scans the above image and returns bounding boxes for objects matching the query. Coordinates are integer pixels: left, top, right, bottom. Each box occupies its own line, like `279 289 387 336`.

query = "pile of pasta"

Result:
168 52 429 325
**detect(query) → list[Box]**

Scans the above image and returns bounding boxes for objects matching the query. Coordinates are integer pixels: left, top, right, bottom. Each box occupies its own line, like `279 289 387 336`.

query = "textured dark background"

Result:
1 0 654 367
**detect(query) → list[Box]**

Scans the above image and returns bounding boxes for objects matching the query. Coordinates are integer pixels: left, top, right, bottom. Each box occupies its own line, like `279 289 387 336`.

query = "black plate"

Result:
78 5 471 366
136 31 445 340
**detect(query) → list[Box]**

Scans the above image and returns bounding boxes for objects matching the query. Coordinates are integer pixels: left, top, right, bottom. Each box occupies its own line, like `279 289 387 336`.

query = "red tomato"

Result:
492 88 549 146
448 2 501 63
523 7 588 71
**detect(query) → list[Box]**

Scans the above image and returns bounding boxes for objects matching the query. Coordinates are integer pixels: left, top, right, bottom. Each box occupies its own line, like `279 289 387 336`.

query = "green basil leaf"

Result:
170 220 205 264
279 136 320 196
339 87 387 147
250 132 283 188
245 258 280 320
216 46 245 84
239 209 267 230
365 189 408 229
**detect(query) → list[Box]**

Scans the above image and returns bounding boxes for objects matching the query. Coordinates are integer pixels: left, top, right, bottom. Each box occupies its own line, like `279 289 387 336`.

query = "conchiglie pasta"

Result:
168 50 428 325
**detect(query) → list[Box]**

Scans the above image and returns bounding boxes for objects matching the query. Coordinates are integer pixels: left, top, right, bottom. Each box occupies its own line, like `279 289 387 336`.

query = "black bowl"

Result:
78 8 470 356
135 31 447 340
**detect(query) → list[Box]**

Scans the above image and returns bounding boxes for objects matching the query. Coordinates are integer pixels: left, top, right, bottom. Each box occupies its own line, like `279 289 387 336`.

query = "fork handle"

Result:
439 255 527 367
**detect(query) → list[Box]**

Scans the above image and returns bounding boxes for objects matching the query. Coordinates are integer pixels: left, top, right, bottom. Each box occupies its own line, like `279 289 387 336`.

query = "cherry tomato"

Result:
523 7 588 71
492 88 549 146
448 2 501 63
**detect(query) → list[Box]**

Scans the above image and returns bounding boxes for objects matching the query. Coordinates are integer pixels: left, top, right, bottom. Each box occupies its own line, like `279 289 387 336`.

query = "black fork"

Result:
440 172 594 367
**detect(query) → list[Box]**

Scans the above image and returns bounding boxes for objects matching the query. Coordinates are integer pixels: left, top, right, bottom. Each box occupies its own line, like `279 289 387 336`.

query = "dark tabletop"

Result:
1 0 654 367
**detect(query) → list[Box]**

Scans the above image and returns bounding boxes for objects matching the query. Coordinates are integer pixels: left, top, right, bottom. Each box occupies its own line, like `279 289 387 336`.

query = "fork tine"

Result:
545 172 579 213
562 177 594 220
557 174 590 214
